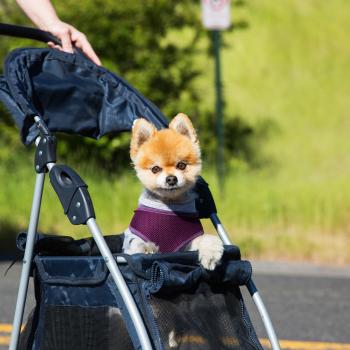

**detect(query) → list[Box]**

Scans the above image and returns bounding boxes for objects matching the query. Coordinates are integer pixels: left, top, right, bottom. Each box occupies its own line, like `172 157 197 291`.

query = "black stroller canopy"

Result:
0 48 168 145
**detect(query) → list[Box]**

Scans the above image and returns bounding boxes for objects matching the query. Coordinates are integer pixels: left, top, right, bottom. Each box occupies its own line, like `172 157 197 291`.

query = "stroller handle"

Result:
0 23 61 46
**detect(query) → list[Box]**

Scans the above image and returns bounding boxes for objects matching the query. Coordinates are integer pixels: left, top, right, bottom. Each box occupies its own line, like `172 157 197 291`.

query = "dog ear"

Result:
130 118 156 160
169 113 198 144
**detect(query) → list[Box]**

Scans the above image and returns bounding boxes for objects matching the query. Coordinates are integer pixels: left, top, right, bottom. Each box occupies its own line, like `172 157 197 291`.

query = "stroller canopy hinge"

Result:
34 115 51 136
35 135 57 173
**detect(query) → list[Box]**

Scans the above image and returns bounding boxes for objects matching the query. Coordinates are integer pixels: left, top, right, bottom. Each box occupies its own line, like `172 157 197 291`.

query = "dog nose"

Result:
166 175 178 186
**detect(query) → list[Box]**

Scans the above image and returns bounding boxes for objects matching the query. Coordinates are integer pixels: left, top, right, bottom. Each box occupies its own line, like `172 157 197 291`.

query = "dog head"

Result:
130 113 202 200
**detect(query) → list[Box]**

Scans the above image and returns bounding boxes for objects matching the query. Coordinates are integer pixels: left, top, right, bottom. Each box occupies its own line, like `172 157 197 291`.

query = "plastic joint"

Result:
49 165 95 225
246 279 258 296
34 135 57 173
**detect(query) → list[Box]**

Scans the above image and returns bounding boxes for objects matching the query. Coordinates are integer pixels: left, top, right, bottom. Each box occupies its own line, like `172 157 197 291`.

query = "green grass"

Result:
0 158 142 238
1 0 350 263
1 156 349 263
196 0 350 263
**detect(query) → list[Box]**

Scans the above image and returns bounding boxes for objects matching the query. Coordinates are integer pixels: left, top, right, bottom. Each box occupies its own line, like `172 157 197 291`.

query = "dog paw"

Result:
190 234 224 270
142 241 159 254
125 239 159 255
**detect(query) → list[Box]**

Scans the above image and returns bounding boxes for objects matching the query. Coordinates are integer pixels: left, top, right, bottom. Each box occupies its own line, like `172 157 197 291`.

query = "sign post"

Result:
201 0 231 193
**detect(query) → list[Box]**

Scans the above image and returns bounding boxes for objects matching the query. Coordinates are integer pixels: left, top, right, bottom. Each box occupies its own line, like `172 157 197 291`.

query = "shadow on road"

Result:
0 220 24 261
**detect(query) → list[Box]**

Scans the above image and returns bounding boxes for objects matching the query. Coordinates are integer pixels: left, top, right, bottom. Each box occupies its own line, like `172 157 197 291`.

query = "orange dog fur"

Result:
130 113 201 201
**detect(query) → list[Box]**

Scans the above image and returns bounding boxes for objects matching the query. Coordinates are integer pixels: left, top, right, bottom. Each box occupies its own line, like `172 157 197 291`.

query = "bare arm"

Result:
16 0 101 65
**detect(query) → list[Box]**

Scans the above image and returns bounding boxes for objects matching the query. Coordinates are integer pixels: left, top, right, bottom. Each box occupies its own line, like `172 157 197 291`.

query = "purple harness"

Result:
129 205 203 253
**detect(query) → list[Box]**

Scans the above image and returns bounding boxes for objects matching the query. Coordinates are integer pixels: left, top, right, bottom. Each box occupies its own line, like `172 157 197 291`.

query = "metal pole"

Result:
49 162 152 349
9 172 45 350
213 29 225 192
210 212 231 245
210 213 281 350
86 218 153 350
247 279 281 350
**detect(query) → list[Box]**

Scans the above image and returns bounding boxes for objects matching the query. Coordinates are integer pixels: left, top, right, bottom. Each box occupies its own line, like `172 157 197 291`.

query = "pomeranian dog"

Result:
123 113 223 270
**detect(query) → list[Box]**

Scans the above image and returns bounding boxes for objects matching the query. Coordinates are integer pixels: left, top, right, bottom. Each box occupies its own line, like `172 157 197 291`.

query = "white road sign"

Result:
201 0 231 30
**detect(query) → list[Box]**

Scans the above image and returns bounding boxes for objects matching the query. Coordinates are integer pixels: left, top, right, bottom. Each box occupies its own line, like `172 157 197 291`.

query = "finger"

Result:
74 34 101 65
59 30 73 53
48 42 61 50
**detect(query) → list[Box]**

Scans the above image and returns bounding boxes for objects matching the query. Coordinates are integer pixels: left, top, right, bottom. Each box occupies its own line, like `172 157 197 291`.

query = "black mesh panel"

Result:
39 305 133 350
18 309 36 350
148 284 262 350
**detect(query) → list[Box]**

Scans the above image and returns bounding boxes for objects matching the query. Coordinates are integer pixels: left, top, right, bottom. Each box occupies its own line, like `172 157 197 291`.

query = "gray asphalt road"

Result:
242 262 350 343
1 260 350 349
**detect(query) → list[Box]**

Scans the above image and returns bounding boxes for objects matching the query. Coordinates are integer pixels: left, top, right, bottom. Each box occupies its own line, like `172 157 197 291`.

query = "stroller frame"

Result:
0 23 281 350
9 118 281 350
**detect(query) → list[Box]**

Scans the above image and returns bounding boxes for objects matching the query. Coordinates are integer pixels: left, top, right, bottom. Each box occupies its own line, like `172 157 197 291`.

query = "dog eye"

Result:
176 162 187 170
151 166 162 174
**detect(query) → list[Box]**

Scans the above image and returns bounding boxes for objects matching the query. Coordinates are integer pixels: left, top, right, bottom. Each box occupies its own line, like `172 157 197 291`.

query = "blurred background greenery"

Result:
0 0 349 263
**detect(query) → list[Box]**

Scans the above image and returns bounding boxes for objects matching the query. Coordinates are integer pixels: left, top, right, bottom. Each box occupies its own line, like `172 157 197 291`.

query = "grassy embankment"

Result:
1 1 350 263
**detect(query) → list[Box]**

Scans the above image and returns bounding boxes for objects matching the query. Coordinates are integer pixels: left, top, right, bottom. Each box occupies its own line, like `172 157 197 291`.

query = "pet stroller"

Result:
0 24 281 350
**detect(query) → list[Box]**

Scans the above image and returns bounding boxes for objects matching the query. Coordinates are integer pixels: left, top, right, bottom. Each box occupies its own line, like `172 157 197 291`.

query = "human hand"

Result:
46 20 101 66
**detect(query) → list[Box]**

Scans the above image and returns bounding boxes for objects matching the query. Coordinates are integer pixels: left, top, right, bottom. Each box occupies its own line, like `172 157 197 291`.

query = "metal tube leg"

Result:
9 173 45 350
210 213 281 350
247 280 280 350
210 213 231 245
86 218 153 350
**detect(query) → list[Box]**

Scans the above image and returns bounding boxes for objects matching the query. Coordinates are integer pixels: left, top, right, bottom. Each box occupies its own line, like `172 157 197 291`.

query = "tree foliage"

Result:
0 0 204 169
54 0 203 113
0 0 263 172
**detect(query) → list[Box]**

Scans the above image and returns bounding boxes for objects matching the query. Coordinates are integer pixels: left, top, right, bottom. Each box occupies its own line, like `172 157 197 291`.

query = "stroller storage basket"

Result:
19 235 262 350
